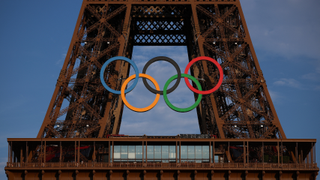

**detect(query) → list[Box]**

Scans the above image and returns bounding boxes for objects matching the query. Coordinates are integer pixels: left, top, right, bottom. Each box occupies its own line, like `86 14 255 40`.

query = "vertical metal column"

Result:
36 0 287 140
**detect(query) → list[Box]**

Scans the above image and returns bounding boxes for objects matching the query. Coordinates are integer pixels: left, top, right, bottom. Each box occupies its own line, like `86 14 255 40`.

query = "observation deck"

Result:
5 136 318 180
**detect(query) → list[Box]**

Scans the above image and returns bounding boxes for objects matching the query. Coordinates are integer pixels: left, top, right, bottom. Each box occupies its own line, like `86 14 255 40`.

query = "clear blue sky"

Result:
0 0 320 179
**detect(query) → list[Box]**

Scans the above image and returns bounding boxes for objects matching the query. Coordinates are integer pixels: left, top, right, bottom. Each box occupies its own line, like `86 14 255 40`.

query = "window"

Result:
181 145 210 162
147 145 154 160
162 146 169 162
128 146 135 159
169 145 176 160
114 146 120 159
188 145 195 160
113 145 143 162
215 155 223 163
112 144 209 163
136 146 142 160
181 146 188 161
195 146 202 159
154 146 161 161
203 146 209 162
120 146 128 160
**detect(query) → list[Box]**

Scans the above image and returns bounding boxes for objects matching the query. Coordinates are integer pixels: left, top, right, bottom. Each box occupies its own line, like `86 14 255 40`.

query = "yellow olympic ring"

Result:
121 73 160 112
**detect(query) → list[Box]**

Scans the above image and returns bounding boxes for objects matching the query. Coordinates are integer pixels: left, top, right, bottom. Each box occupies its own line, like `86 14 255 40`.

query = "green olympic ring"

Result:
163 74 202 112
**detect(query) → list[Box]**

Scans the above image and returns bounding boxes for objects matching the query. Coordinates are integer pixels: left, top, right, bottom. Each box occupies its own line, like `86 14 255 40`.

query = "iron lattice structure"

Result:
6 1 319 179
37 0 285 139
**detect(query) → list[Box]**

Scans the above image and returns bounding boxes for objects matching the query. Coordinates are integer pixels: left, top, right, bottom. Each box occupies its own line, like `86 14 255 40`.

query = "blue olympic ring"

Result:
100 56 139 94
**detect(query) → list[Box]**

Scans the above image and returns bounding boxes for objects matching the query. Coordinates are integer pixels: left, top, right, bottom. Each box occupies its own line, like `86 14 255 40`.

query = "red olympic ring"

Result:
184 56 223 95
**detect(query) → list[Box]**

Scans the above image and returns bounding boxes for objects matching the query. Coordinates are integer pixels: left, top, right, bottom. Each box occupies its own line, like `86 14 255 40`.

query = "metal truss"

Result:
37 4 132 138
7 1 320 179
37 0 286 139
191 4 286 138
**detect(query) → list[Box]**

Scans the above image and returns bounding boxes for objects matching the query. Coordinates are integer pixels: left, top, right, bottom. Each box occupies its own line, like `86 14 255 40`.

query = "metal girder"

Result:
37 0 286 140
7 1 319 179
37 3 128 138
193 3 286 138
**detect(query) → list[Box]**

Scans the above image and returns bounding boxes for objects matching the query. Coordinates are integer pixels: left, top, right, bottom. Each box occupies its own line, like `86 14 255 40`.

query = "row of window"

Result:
111 145 218 163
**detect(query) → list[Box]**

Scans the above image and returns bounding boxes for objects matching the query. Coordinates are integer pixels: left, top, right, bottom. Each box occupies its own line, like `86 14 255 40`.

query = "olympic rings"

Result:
142 56 181 95
100 56 139 94
121 73 160 112
163 74 202 112
184 56 223 95
100 56 223 112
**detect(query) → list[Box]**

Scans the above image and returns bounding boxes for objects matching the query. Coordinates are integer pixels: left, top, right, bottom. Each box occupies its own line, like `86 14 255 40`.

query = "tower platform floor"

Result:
5 136 319 180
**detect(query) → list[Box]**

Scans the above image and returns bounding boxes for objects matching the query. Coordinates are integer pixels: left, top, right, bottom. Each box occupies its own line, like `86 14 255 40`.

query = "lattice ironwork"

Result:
37 4 130 138
36 0 286 140
6 1 320 179
132 5 189 18
131 13 188 45
190 4 285 138
136 20 184 31
132 20 187 45
134 34 186 45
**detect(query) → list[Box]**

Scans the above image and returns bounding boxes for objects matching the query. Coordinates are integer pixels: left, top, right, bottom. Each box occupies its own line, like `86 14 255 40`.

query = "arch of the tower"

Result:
37 1 285 139
5 1 319 180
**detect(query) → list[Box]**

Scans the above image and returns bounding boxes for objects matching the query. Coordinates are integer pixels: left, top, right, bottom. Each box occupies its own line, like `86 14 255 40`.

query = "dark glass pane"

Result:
188 145 195 160
181 146 187 161
120 145 128 159
144 145 146 161
128 145 135 159
169 145 176 159
110 145 113 161
162 145 168 162
154 145 161 160
162 145 169 159
136 146 142 159
147 145 154 160
195 146 202 159
114 146 120 159
203 146 209 159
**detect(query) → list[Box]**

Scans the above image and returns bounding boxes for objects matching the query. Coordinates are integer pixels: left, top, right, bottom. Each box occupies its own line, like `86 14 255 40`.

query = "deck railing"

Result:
6 162 318 170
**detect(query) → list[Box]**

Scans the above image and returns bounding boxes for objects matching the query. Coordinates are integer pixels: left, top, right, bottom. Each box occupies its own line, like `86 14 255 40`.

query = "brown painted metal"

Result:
6 0 319 179
5 137 319 180
36 0 285 139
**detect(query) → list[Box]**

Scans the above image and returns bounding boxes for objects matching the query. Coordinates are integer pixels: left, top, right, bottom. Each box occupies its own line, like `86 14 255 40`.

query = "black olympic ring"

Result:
142 56 181 95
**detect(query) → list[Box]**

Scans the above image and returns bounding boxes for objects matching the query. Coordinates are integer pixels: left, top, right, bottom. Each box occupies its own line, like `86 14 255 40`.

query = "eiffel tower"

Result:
5 0 318 179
